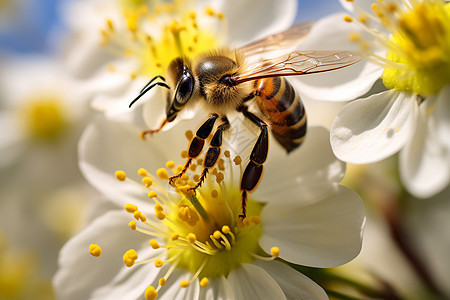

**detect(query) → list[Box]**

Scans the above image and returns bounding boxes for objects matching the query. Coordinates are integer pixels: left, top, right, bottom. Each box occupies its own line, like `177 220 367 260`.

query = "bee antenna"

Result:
140 75 166 93
129 76 168 108
129 82 170 108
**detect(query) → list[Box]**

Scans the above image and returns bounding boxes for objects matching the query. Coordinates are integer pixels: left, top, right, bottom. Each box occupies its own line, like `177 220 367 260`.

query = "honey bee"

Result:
129 22 361 218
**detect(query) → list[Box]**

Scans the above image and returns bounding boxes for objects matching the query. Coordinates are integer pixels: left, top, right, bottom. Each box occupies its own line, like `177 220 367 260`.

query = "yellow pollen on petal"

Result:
115 170 127 181
171 233 180 241
89 244 102 257
166 160 176 169
200 277 209 287
187 233 197 243
145 286 158 300
185 130 194 141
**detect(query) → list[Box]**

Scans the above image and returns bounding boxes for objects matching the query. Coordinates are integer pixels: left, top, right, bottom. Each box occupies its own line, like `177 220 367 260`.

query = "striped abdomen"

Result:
255 77 307 153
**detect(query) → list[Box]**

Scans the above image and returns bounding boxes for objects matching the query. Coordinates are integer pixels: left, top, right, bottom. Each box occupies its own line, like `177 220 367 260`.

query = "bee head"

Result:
165 57 195 122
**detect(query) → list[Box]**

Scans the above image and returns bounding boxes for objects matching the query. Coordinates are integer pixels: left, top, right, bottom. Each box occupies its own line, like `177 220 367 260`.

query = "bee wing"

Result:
239 22 314 57
233 50 362 84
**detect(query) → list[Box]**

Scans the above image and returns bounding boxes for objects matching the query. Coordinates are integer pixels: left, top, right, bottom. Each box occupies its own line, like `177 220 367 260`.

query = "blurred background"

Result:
0 0 448 299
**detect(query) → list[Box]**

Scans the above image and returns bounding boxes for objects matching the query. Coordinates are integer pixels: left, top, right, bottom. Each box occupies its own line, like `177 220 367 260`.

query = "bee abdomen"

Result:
255 77 307 153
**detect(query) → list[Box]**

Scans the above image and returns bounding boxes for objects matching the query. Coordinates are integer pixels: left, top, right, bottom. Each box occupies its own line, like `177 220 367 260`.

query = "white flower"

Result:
297 0 450 198
53 115 365 299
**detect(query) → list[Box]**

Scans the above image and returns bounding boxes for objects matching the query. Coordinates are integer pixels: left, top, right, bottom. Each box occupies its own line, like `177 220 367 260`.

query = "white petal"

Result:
53 210 149 300
339 0 375 14
228 263 286 299
78 115 184 208
293 13 383 102
214 0 297 47
260 184 365 267
331 91 418 164
434 85 450 150
400 96 450 198
258 127 345 200
156 269 200 299
255 260 328 300
0 112 25 167
199 277 234 300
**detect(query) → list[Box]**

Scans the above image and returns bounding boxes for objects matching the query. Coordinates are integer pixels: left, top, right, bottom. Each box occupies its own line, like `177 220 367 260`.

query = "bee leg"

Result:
188 117 230 192
140 119 169 140
169 114 219 185
239 108 269 219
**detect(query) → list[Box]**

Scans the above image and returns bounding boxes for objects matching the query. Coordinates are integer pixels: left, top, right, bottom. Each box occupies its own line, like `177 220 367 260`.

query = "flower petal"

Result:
400 95 450 198
255 260 328 300
53 210 151 300
434 85 450 150
213 0 297 47
258 126 345 200
260 184 365 267
199 276 234 300
227 263 286 299
292 13 383 102
78 115 185 208
331 90 418 164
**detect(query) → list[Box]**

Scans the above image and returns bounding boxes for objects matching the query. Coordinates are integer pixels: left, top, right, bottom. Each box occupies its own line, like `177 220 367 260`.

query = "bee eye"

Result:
176 74 194 104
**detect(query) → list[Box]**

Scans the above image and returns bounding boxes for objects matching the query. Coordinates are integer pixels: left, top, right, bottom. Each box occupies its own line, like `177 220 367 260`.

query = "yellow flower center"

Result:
91 146 280 299
100 0 225 79
19 95 69 142
345 0 450 95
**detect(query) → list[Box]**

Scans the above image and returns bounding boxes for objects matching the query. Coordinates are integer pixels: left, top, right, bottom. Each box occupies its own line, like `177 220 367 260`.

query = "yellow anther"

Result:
157 168 169 180
344 15 354 23
348 32 361 42
171 233 180 241
187 233 197 243
200 277 209 287
128 220 137 230
123 249 138 267
193 174 200 182
197 158 203 165
187 180 196 187
169 20 186 35
156 211 166 220
189 11 196 19
124 203 138 213
106 18 114 31
181 173 189 181
216 172 224 184
371 3 380 13
176 165 184 173
233 156 242 165
142 177 153 187
185 130 193 140
181 150 188 158
213 231 221 240
222 225 231 234
134 211 147 222
115 170 127 181
154 259 164 268
243 218 251 227
205 6 215 16
224 150 230 158
345 0 354 2
270 247 280 258
212 168 218 175
155 204 163 212
126 15 138 32
166 160 176 169
149 240 160 249
148 191 158 198
357 14 368 24
217 12 224 19
251 216 261 225
145 286 158 300
89 244 102 257
108 64 116 72
159 278 166 286
180 280 190 288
